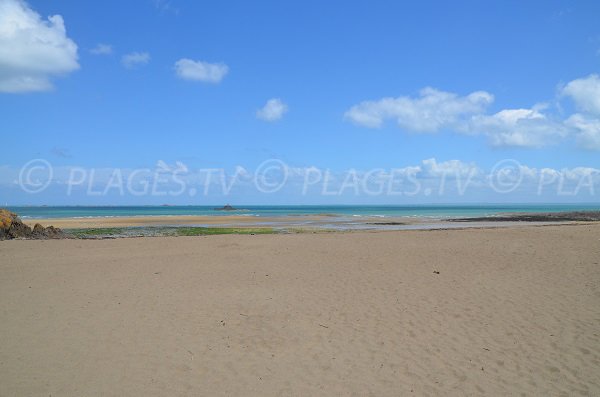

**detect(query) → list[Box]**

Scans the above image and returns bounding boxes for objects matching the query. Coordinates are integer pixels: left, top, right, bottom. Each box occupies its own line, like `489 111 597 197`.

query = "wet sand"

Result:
23 214 581 231
23 215 342 229
1 225 600 396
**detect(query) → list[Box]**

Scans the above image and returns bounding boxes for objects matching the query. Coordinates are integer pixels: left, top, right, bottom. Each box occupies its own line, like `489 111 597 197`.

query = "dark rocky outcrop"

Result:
0 209 65 240
449 211 600 223
214 204 237 211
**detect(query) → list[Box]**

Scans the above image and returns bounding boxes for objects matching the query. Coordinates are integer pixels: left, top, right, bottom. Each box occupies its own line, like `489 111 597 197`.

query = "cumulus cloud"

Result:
559 74 600 150
345 75 600 150
174 58 228 83
90 43 112 55
565 113 600 150
468 107 568 148
344 87 493 131
256 98 288 121
562 74 600 116
0 0 79 93
121 52 150 68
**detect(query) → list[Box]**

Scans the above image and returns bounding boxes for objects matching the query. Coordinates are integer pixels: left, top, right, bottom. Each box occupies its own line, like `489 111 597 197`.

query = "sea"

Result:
7 204 600 220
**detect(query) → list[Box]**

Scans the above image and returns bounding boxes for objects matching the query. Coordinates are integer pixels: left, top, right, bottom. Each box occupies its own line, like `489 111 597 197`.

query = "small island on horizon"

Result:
214 204 238 211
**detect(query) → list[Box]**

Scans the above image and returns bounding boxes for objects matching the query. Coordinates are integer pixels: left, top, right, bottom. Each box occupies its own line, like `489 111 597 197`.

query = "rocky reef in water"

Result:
449 211 600 222
0 209 64 240
214 204 238 211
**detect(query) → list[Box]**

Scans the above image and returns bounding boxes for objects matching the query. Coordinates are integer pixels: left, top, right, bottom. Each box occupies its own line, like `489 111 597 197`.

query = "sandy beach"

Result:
4 0 598 395
1 224 599 396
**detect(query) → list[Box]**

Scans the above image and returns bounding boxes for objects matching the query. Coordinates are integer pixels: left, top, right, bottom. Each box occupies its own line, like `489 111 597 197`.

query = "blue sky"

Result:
1 0 600 204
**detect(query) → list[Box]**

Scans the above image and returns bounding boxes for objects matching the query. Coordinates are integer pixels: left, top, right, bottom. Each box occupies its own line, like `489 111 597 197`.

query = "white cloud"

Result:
562 166 600 180
565 113 600 150
421 158 481 178
345 78 600 150
468 107 568 148
90 43 112 55
562 74 600 116
344 88 567 148
344 87 494 131
0 0 79 93
174 58 228 83
256 98 288 121
121 52 150 68
560 75 600 150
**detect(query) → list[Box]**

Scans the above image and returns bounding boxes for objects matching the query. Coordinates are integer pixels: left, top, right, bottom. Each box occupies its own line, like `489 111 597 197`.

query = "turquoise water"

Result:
7 204 600 219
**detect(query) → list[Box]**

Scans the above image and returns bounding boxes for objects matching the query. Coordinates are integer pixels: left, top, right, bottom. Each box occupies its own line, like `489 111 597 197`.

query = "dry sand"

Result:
1 225 600 396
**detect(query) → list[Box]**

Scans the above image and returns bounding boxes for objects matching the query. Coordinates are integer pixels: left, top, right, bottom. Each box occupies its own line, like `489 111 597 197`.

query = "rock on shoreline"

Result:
449 211 600 223
0 209 64 240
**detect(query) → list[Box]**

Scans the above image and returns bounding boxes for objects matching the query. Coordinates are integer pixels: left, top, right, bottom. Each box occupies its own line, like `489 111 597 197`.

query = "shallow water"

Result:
8 204 600 219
